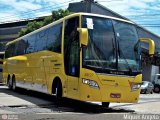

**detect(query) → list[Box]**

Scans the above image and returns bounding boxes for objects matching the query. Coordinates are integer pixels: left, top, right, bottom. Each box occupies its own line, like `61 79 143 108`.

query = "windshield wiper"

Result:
134 41 141 60
117 39 133 74
134 41 139 52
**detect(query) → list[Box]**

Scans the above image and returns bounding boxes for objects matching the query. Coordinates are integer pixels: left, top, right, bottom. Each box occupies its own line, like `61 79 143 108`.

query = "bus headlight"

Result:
82 78 99 89
131 83 141 91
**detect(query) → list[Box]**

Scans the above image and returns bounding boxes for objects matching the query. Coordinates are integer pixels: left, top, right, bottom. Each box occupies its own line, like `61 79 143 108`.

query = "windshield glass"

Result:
82 16 117 73
82 16 141 75
113 20 141 72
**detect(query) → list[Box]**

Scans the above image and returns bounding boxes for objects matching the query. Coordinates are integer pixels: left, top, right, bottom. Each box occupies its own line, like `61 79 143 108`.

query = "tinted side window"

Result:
25 35 36 54
0 52 4 64
15 39 27 56
35 30 47 51
46 23 62 53
5 47 9 58
0 53 4 59
5 43 16 58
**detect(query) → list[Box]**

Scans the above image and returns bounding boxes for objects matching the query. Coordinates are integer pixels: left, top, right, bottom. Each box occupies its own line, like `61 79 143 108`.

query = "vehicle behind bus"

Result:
153 74 160 93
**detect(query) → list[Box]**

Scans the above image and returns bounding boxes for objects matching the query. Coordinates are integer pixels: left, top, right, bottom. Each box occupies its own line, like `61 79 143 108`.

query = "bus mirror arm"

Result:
77 28 88 47
139 38 155 56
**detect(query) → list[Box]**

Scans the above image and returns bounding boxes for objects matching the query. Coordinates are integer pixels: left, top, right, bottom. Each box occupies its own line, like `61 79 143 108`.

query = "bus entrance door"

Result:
67 75 79 99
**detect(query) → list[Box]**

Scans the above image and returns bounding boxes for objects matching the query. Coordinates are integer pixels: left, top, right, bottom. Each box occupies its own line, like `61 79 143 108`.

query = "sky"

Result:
0 0 160 36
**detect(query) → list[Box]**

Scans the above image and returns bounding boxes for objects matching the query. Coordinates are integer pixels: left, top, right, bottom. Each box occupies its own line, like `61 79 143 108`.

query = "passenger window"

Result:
25 35 36 54
35 30 47 51
15 39 27 55
46 23 62 53
5 43 16 58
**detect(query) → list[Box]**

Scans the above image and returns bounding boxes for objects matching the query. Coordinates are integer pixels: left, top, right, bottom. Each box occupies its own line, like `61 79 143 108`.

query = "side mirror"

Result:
77 28 88 46
139 38 155 56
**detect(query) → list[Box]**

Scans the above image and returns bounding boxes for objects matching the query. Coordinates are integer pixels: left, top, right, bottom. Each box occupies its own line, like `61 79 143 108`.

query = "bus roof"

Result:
6 12 134 46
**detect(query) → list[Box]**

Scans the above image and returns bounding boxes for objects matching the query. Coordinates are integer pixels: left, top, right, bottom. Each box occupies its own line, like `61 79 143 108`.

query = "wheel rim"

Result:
55 87 58 97
13 80 16 90
55 82 62 100
9 79 12 86
8 79 12 88
7 79 10 87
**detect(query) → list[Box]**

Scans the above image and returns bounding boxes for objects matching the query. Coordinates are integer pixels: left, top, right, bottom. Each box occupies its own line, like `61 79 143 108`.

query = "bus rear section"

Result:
0 52 4 83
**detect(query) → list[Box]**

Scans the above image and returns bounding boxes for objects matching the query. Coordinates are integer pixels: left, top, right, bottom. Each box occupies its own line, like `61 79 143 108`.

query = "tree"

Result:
19 9 71 37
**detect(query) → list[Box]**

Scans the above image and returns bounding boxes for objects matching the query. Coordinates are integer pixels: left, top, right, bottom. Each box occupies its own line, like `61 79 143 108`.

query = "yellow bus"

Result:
0 52 4 83
2 13 155 107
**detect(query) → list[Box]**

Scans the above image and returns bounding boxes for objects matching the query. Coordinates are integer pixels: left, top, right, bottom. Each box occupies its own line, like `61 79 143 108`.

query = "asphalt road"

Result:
0 84 160 120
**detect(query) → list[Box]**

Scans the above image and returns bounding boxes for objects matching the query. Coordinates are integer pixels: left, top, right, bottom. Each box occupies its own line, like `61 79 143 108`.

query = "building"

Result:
0 17 46 51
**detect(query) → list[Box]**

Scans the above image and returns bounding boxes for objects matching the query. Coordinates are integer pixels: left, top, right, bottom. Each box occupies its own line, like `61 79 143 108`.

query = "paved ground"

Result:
0 84 160 120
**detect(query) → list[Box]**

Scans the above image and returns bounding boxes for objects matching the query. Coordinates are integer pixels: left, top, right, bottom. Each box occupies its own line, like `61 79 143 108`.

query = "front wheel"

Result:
102 102 110 108
55 81 62 103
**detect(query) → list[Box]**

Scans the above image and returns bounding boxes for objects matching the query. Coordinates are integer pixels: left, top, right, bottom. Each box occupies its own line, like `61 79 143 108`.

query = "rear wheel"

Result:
102 102 110 108
7 75 12 90
12 76 16 91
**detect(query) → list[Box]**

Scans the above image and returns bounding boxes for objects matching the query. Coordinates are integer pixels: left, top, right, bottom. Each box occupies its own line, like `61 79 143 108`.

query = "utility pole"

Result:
84 0 94 13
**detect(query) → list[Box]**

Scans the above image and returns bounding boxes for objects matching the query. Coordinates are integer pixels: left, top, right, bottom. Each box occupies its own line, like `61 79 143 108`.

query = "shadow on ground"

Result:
0 86 135 114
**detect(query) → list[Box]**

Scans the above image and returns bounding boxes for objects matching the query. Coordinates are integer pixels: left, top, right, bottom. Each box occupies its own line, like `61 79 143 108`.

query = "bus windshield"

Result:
113 20 141 73
82 16 141 75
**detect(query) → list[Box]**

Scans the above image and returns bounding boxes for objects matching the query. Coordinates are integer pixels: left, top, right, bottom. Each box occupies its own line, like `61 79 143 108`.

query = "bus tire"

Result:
12 76 16 91
102 102 110 108
7 75 12 90
55 80 62 103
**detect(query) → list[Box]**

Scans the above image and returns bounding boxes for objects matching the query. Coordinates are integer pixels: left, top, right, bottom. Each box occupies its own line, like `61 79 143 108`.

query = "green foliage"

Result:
19 21 43 36
43 16 53 26
52 9 71 21
19 9 72 37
